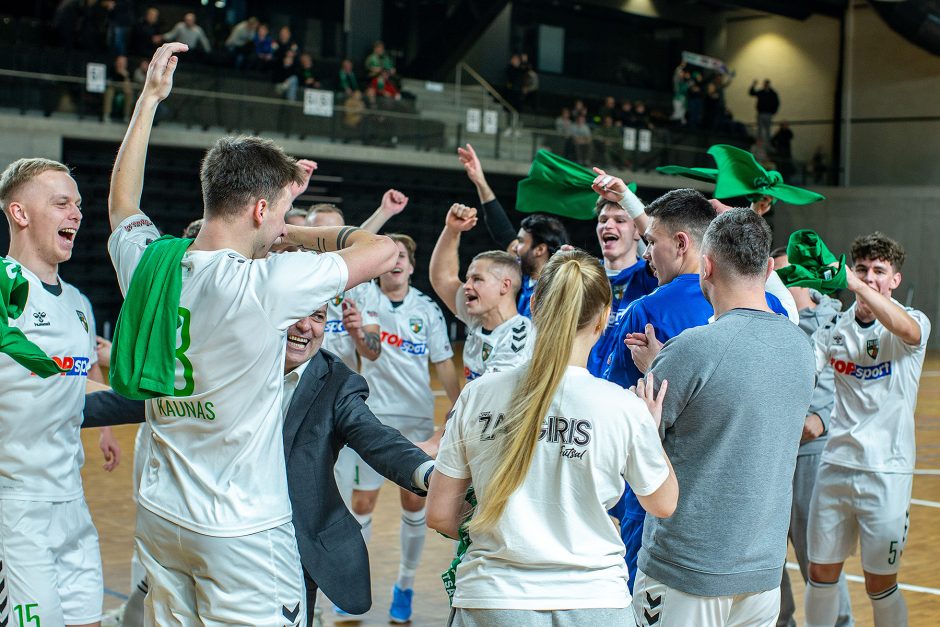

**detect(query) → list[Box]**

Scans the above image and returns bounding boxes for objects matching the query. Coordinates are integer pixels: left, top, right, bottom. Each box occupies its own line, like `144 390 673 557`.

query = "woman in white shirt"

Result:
427 249 679 627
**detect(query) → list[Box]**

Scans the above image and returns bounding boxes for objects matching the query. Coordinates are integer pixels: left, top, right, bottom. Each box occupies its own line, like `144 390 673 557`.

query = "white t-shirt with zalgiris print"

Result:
321 282 379 371
436 366 670 610
813 301 930 473
0 259 98 501
454 287 534 381
358 283 453 420
109 214 348 537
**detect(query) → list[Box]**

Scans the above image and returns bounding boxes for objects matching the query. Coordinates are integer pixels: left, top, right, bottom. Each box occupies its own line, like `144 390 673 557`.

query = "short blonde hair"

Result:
0 158 70 211
472 250 522 294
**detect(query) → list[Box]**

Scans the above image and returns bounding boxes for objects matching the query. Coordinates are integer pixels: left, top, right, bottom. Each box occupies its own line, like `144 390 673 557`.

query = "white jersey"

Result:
359 283 453 419
0 259 97 501
109 215 348 536
454 287 534 381
813 301 930 473
321 283 379 371
436 366 670 609
765 271 799 324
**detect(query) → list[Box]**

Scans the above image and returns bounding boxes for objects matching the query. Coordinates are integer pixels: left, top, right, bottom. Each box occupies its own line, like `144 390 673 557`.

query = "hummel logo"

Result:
281 602 300 624
644 592 663 625
33 311 50 327
646 591 662 608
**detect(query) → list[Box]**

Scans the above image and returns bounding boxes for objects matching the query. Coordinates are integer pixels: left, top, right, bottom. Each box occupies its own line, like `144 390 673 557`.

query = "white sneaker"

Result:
101 604 125 627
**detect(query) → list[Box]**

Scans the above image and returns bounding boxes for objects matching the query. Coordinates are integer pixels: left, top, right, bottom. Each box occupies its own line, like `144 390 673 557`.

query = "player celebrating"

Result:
346 233 460 623
805 232 930 627
107 43 397 624
429 203 534 382
0 157 112 627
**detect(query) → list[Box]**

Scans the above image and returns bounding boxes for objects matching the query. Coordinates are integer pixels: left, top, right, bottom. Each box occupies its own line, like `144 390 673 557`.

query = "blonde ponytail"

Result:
470 249 611 532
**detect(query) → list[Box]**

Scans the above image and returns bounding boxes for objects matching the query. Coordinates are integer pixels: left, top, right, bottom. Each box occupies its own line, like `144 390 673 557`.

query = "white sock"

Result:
354 511 373 544
397 507 426 591
870 584 907 627
805 579 839 627
121 578 147 627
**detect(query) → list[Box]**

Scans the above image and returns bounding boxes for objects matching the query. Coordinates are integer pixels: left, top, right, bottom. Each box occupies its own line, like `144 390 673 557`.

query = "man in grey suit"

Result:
84 304 434 626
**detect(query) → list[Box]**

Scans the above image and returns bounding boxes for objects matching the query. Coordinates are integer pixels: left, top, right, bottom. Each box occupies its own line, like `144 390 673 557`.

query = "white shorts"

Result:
632 570 779 627
348 414 432 492
136 506 306 626
0 497 103 625
808 463 912 575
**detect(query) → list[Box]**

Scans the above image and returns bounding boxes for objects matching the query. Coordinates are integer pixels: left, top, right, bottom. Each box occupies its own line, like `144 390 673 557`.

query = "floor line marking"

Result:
785 563 940 596
104 586 129 601
914 468 940 475
911 498 940 509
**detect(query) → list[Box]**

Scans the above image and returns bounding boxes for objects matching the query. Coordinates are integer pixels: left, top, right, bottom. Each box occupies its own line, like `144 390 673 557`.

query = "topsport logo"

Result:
830 357 892 381
324 320 346 334
32 356 91 377
381 331 427 356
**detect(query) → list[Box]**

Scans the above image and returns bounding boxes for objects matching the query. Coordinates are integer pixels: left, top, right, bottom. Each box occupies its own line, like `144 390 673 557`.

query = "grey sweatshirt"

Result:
798 290 842 456
640 309 815 597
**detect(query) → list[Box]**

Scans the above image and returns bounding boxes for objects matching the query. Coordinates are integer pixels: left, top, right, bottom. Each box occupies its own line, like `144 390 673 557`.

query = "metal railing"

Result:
455 62 519 133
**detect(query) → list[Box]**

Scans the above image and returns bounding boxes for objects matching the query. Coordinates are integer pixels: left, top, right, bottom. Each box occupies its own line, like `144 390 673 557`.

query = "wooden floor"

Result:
82 353 940 626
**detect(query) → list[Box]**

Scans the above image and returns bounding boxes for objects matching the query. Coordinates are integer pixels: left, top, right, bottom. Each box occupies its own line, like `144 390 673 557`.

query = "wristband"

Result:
617 188 646 219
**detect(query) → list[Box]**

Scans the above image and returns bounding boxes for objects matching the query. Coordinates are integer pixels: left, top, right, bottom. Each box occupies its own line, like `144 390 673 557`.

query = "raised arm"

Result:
359 189 409 234
429 204 477 315
281 225 398 290
458 144 516 248
591 167 649 236
845 268 922 345
109 43 188 231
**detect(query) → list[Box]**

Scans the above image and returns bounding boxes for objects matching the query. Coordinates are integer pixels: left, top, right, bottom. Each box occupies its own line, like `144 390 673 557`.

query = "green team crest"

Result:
410 317 423 333
866 338 879 359
482 342 493 361
75 310 89 333
332 293 345 306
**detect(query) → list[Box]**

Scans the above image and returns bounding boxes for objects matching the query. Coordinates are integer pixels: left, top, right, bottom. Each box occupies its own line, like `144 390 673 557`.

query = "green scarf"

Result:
776 229 847 294
516 150 637 220
0 258 66 377
441 486 476 604
657 144 825 205
110 235 193 399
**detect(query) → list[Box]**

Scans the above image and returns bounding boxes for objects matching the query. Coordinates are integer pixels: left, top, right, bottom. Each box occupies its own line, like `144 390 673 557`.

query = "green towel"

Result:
0 258 66 377
516 150 637 220
776 229 847 294
441 486 476 604
656 144 825 205
110 235 193 399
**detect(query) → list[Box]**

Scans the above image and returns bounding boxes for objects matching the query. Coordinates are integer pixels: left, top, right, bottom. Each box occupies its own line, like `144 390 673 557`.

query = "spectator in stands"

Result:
504 53 526 112
572 99 588 121
365 40 395 78
103 54 133 122
133 57 147 83
273 25 298 66
251 23 275 69
598 96 617 124
772 121 795 179
362 85 387 145
521 53 539 111
162 12 211 59
749 78 780 143
105 0 133 57
671 61 688 123
619 100 636 127
343 90 365 139
225 16 259 69
370 69 400 100
339 58 360 96
595 115 624 168
555 107 574 159
571 113 593 164
633 100 652 129
274 47 301 100
130 6 161 58
685 74 704 128
297 53 320 91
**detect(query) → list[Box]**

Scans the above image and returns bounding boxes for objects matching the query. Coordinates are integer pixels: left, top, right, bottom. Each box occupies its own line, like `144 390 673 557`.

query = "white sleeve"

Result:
253 251 349 330
766 271 799 324
428 302 454 363
812 318 833 375
886 308 931 354
621 396 670 497
435 392 471 479
107 214 163 296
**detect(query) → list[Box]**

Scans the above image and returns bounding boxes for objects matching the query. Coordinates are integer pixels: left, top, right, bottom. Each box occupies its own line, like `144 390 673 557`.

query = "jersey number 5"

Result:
176 307 195 396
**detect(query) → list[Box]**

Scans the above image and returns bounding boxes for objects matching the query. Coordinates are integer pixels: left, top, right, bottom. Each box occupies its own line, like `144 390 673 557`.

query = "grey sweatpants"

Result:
777 452 854 627
448 607 632 626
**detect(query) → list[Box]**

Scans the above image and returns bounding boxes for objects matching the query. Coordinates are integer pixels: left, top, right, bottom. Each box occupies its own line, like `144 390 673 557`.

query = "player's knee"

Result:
351 491 378 515
400 490 425 512
808 562 842 584
864 572 898 596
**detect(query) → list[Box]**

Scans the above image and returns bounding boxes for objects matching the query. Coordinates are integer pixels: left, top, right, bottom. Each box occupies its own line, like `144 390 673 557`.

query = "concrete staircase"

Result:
400 77 541 163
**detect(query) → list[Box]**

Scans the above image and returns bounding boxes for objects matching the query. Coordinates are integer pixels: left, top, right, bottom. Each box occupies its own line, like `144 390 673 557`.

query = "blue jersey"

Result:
587 260 658 377
517 275 536 318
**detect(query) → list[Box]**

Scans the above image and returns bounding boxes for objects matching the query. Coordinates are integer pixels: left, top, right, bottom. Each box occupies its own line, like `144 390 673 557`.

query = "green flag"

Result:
516 150 636 220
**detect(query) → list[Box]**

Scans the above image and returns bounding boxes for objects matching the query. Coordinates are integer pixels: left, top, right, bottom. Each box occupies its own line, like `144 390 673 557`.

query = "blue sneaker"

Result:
332 604 361 623
388 585 414 623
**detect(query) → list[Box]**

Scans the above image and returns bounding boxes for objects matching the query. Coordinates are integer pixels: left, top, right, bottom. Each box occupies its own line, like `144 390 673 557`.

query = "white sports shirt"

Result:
765 270 799 323
814 301 930 473
436 366 670 609
321 282 378 371
109 215 348 536
0 258 97 501
454 287 534 381
358 283 453 419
